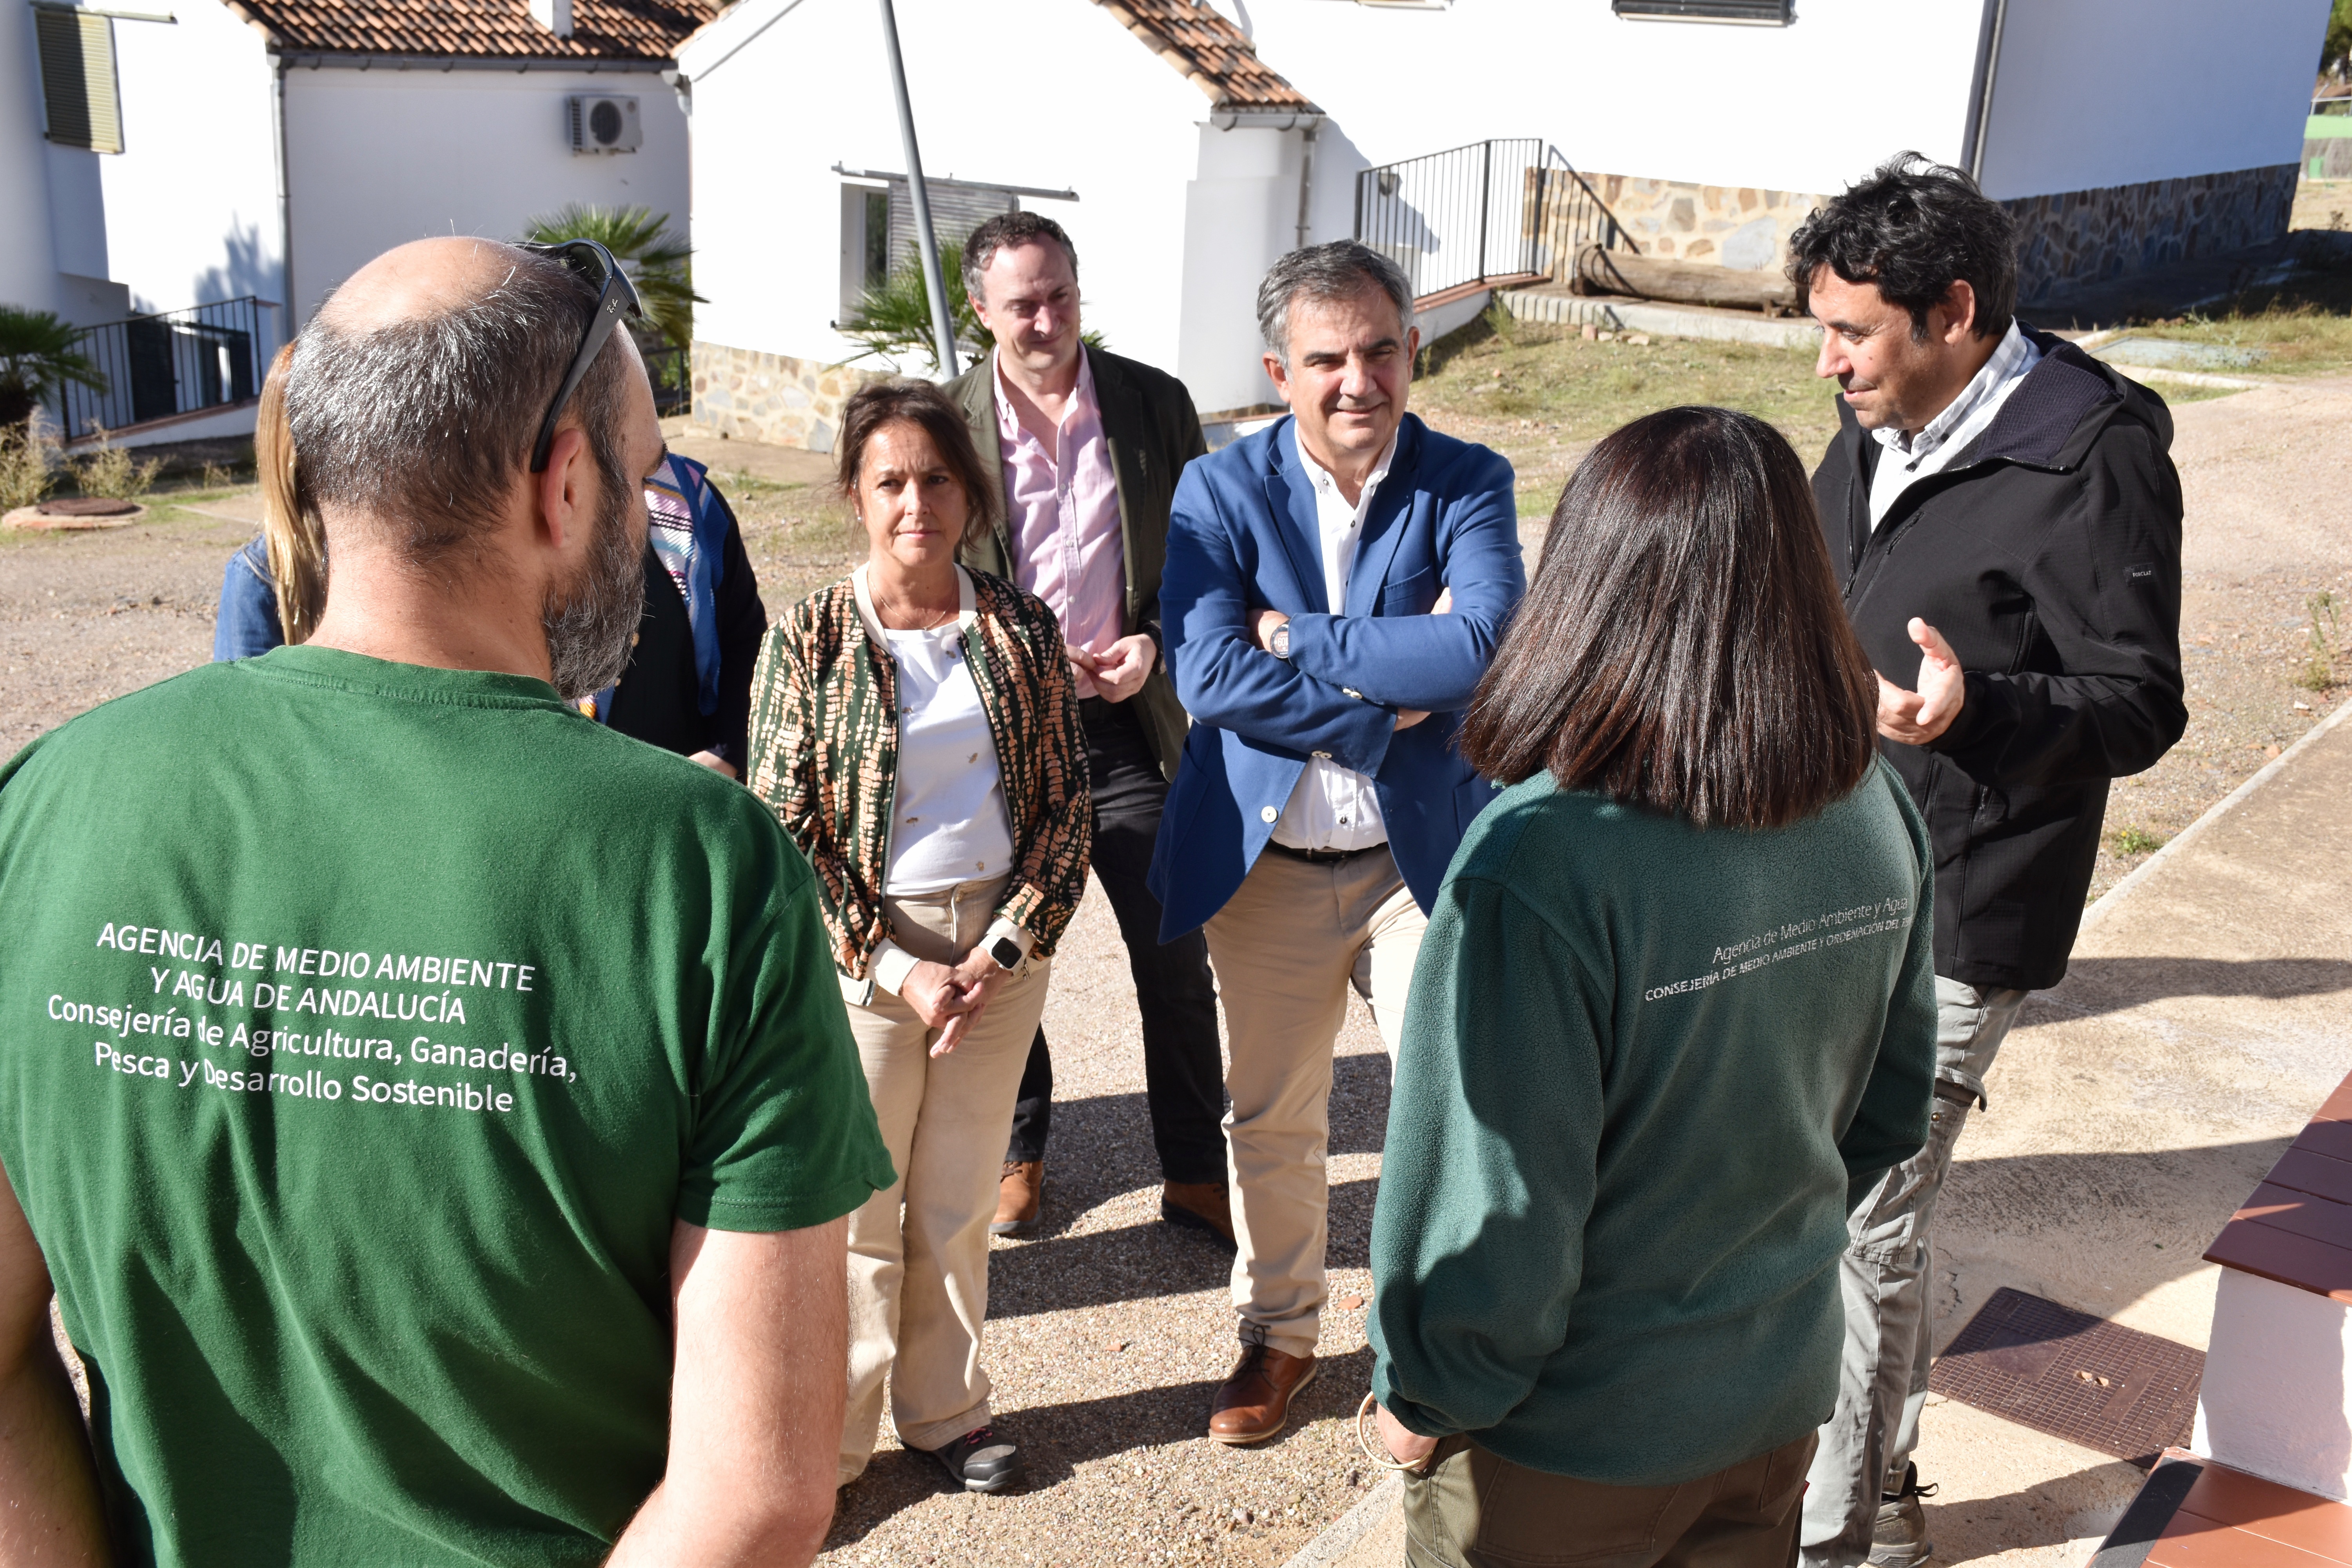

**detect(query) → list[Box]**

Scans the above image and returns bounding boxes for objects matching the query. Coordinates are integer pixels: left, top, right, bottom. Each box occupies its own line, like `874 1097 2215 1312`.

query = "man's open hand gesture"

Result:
1876 617 1965 745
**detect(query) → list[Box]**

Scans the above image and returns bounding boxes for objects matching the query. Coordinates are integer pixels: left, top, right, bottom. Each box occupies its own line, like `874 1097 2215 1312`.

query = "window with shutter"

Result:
35 5 124 154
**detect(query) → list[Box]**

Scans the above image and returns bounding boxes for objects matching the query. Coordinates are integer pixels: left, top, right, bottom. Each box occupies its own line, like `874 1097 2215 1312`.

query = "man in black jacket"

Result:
947 212 1232 1246
1789 156 2185 1568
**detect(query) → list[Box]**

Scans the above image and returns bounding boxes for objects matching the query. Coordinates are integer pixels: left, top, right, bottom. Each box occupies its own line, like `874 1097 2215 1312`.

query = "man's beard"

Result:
542 476 645 702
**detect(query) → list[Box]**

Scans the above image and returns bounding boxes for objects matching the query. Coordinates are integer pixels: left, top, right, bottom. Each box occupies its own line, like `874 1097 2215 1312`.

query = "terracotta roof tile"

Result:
1090 0 1317 113
231 0 714 62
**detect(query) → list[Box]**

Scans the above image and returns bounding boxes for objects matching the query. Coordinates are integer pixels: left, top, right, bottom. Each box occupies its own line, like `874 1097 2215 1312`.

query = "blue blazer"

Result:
1147 413 1526 940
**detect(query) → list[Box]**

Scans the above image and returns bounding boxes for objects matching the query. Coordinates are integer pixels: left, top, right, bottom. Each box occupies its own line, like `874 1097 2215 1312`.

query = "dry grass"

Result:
1410 308 1837 514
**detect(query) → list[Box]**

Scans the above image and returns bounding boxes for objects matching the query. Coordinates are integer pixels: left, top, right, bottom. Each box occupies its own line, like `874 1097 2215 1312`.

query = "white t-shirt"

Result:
848 565 1031 1000
1271 423 1397 852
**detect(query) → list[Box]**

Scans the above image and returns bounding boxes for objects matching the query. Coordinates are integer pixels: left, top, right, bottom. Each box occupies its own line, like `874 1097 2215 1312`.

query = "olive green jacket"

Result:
948 345 1205 781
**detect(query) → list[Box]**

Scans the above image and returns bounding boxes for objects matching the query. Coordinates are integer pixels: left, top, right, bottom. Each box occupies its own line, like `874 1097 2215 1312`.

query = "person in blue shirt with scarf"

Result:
215 350 768 774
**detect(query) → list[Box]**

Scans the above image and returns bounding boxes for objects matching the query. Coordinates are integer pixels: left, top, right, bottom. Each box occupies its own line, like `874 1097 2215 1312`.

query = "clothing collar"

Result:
1290 419 1400 514
851 563 976 646
991 347 1095 444
1871 321 2036 464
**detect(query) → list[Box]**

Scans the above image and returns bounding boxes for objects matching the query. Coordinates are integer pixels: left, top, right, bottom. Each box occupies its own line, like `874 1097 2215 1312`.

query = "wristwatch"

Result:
1269 623 1291 660
988 935 1024 972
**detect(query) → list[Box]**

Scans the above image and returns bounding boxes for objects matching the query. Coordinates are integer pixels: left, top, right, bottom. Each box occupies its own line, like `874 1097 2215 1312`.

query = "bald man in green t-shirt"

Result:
0 238 892 1566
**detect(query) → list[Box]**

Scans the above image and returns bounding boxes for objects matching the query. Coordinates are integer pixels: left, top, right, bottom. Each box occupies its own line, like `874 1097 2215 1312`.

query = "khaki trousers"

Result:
838 877 1051 1485
1204 844 1426 1358
1405 1432 1818 1568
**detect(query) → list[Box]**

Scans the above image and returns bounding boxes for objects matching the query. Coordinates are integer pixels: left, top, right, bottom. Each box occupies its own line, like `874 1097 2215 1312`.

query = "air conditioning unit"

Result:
567 95 641 155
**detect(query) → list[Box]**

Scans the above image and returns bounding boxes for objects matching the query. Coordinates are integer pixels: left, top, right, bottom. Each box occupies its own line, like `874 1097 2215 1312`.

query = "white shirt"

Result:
1869 321 2042 528
1270 423 1397 853
849 564 1033 997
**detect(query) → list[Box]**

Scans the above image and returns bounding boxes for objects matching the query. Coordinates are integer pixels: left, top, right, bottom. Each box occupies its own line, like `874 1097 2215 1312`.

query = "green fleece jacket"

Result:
1370 760 1938 1485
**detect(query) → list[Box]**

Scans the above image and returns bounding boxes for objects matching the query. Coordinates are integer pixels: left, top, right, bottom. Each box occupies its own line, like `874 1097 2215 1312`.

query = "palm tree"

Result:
838 239 989 374
519 204 704 350
0 306 106 430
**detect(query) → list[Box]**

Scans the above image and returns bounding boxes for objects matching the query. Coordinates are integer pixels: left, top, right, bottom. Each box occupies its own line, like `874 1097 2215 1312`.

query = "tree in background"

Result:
0 306 105 430
518 205 703 350
2325 0 2352 82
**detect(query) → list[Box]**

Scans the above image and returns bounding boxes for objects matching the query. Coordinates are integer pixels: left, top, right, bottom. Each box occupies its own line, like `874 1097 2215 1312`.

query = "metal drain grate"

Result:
1927 1288 2203 1468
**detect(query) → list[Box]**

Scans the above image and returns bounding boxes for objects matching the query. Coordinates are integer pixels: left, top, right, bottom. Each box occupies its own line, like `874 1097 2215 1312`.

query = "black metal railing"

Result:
1354 140 1632 301
642 343 690 417
58 296 273 443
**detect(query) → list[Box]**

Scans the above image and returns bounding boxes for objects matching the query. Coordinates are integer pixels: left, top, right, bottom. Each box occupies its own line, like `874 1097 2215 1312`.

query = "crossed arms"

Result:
1160 448 1524 772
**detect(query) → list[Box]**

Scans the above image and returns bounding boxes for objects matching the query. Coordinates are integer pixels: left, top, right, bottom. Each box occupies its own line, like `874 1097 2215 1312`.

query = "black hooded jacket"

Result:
1812 328 2186 993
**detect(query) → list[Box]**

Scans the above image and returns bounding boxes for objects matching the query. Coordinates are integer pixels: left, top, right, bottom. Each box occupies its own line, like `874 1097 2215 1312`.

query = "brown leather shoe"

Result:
991 1160 1042 1237
1207 1344 1317 1445
1160 1180 1236 1247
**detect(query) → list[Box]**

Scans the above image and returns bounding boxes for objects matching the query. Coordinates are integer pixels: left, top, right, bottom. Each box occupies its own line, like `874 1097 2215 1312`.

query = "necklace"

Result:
871 580 958 632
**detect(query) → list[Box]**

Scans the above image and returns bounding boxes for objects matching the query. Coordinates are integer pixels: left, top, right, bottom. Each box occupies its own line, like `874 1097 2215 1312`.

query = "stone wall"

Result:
1557 174 1826 274
689 341 873 453
2006 164 2299 301
1542 163 2297 305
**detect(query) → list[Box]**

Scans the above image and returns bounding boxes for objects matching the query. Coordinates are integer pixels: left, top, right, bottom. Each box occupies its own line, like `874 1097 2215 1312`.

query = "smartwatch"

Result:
988 935 1024 972
1270 623 1291 660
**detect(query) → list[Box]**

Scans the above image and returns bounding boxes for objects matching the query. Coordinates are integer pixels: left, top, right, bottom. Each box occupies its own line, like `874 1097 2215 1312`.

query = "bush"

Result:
73 426 159 500
0 413 58 510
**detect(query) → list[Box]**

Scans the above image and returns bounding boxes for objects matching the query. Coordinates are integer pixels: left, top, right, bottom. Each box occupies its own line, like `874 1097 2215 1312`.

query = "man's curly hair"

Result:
1786 152 2018 343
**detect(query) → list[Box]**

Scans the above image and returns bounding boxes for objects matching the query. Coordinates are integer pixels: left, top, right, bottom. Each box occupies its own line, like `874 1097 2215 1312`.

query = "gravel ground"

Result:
2 373 2345 1567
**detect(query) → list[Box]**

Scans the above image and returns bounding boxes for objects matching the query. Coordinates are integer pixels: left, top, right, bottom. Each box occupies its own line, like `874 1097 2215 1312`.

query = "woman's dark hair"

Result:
835 378 998 548
1459 406 1878 830
1785 152 2018 343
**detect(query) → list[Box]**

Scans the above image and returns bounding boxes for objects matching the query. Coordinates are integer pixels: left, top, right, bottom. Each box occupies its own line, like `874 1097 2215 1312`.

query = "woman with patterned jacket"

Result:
746 378 1090 1499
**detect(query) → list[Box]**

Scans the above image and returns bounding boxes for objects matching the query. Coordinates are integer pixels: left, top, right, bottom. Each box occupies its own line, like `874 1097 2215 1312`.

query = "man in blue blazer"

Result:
1148 241 1525 1446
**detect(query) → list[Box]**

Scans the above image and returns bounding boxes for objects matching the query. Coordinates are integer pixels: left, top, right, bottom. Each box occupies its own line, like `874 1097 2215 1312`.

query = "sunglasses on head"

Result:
518 238 644 473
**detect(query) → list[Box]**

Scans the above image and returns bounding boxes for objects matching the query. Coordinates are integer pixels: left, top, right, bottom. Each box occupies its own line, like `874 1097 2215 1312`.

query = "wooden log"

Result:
1568 243 1798 316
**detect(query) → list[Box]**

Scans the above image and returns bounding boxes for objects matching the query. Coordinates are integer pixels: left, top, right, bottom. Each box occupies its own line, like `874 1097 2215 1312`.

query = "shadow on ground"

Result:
2047 956 2352 1018
1924 1458 2147 1568
825 1348 1379 1547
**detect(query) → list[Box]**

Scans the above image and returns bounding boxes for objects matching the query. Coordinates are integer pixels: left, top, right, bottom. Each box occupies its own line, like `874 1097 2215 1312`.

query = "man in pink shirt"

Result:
948 212 1228 1244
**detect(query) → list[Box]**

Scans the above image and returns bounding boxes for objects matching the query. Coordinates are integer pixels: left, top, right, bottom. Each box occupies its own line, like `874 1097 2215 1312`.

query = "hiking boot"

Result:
991 1160 1042 1237
1869 1462 1937 1568
1161 1180 1236 1247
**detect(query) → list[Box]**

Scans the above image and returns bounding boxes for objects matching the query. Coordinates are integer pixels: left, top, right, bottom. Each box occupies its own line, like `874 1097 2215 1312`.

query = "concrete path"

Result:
1292 690 2352 1568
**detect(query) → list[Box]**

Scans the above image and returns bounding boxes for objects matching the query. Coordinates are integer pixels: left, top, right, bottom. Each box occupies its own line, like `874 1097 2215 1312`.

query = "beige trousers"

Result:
838 877 1051 1485
1204 844 1427 1359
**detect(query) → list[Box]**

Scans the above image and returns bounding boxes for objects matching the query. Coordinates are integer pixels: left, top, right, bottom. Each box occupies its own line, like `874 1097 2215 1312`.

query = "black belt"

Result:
1264 840 1384 865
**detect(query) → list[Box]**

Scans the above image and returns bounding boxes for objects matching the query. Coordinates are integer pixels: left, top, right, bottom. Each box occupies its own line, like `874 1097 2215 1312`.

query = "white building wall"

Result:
0 5 63 315
681 0 1209 386
1234 0 1985 199
98 0 282 320
1180 122 1307 413
281 64 691 326
1973 0 2328 200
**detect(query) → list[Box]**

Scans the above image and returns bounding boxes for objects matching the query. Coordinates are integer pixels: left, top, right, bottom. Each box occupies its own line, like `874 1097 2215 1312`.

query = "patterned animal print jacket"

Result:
746 566 1091 1000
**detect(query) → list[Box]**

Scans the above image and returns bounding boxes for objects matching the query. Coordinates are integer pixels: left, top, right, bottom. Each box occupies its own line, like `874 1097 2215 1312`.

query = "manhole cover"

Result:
1928 1289 2202 1468
36 496 141 517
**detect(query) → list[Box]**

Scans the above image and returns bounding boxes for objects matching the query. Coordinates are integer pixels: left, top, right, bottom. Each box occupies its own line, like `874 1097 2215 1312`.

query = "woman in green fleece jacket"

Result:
1367 406 1940 1568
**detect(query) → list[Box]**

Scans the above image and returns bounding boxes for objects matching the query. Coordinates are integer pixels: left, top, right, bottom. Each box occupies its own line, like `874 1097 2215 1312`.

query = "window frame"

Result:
1612 0 1793 24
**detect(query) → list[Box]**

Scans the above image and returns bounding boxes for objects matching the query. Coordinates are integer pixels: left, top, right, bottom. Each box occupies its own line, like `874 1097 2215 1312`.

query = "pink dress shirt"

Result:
994 350 1125 699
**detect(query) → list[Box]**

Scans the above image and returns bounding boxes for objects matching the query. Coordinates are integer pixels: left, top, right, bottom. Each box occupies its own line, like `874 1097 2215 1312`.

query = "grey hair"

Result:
287 246 635 585
1256 241 1416 366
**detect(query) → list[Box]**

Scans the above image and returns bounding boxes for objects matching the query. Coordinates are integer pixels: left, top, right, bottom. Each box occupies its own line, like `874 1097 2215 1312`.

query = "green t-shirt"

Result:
0 646 893 1567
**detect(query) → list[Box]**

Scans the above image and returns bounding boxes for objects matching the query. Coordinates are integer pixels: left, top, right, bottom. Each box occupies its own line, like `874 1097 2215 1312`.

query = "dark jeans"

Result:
1004 696 1227 1185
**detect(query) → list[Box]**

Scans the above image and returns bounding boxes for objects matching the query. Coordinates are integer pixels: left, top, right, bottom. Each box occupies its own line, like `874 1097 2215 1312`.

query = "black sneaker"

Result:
1869 1462 1937 1568
925 1426 1024 1494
